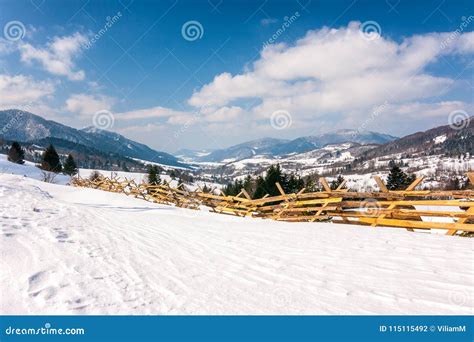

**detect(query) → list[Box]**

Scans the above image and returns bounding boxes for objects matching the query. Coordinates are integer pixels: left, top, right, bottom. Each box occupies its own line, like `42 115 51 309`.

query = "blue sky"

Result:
0 0 473 152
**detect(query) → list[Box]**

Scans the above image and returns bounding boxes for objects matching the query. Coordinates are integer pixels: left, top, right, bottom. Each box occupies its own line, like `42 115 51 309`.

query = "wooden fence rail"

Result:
71 173 474 236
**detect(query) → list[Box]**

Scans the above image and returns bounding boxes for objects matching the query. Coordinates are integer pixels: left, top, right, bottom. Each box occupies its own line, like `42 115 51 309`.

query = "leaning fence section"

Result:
71 173 474 236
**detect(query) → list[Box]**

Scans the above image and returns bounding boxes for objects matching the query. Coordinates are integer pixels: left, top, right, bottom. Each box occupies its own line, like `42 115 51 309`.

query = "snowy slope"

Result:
0 172 472 315
0 154 70 184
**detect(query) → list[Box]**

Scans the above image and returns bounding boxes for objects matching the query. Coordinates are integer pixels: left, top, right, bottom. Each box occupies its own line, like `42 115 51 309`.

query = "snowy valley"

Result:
0 153 473 315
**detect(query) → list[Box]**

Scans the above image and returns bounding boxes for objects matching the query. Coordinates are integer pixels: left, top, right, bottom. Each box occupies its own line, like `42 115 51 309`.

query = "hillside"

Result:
0 109 187 168
0 159 472 314
193 121 473 184
355 118 474 161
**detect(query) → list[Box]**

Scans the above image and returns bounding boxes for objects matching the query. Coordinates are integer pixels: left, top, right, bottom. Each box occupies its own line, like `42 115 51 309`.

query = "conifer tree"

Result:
285 173 304 193
41 144 62 173
386 164 415 190
147 165 161 185
330 175 345 190
304 177 318 192
253 176 267 199
263 164 285 196
63 154 78 176
243 175 253 194
7 141 25 164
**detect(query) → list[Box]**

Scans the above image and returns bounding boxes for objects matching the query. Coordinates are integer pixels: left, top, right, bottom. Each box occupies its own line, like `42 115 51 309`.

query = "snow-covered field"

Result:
0 156 473 315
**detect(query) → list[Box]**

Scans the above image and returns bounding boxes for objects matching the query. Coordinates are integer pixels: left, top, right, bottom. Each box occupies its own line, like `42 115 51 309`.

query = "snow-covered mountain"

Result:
196 141 376 179
193 120 473 183
175 148 215 163
0 109 187 168
198 138 290 163
356 118 474 161
193 130 397 163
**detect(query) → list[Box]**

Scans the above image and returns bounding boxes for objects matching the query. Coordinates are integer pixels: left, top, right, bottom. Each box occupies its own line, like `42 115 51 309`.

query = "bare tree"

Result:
41 170 57 183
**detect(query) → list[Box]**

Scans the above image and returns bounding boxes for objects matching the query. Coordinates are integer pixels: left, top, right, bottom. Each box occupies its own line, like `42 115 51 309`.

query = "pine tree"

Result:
7 141 25 164
243 175 253 194
223 179 244 196
147 165 161 185
330 175 345 190
263 164 285 196
284 173 304 193
253 176 267 199
304 177 318 192
41 144 62 173
63 154 78 176
386 164 415 190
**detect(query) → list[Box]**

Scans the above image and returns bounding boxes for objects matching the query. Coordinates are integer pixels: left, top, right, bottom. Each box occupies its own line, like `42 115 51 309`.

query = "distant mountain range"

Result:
189 118 473 180
355 117 473 161
0 109 188 168
4 109 465 180
179 129 397 163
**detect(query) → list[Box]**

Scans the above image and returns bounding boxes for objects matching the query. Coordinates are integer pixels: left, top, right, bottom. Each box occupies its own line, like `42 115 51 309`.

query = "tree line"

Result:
7 141 78 176
222 162 419 198
8 141 435 192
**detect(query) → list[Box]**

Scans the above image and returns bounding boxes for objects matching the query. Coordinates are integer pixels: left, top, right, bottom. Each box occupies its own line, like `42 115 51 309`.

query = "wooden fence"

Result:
71 173 474 236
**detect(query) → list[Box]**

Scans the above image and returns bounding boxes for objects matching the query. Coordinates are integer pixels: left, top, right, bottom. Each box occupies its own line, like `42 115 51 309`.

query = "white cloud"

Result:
113 105 244 125
202 106 244 122
166 113 197 125
115 106 191 120
19 33 87 81
65 93 115 116
0 38 16 55
188 21 474 127
0 74 55 109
